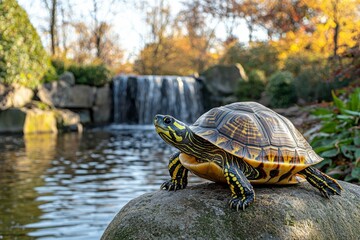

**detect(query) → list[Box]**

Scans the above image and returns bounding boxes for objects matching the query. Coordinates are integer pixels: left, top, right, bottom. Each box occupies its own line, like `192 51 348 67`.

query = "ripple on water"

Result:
0 126 207 239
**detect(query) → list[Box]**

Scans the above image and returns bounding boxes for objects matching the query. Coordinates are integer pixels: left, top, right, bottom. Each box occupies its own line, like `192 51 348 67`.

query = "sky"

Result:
18 0 267 62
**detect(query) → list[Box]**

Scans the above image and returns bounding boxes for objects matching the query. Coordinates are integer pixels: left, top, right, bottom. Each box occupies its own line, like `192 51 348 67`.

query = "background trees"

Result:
5 0 359 92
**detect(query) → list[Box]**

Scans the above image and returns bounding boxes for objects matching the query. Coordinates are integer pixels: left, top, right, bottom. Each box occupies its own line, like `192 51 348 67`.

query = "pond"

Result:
0 125 205 239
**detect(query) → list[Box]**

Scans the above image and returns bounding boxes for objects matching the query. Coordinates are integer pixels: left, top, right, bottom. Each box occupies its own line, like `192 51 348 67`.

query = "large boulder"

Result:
59 71 75 86
55 109 83 132
67 85 96 108
37 81 96 108
92 84 111 123
37 81 70 107
0 108 27 133
0 106 82 134
23 108 58 134
0 83 33 110
102 181 360 240
201 64 247 109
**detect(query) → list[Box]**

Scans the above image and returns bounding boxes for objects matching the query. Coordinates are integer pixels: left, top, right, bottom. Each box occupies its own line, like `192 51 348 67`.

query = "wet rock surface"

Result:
102 181 360 240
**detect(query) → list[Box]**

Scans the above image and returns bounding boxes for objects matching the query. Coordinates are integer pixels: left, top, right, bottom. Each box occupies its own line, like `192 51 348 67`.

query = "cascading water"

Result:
113 75 204 124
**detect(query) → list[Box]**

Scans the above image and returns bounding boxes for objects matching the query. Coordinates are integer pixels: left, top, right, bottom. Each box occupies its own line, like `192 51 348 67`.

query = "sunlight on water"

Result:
0 126 206 239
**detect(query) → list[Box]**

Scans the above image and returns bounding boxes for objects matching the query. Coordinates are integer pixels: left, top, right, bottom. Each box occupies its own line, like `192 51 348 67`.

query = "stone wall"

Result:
37 78 111 124
0 77 111 134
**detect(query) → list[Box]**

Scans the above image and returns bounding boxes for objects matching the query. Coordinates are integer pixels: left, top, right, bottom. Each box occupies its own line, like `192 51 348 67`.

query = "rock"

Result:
0 83 6 95
0 83 34 110
200 64 247 109
0 108 27 133
55 109 83 132
73 109 91 124
0 104 84 134
11 84 34 107
37 81 69 107
56 109 80 126
24 108 58 134
102 181 360 240
64 85 96 108
59 71 75 86
92 84 111 123
37 81 96 108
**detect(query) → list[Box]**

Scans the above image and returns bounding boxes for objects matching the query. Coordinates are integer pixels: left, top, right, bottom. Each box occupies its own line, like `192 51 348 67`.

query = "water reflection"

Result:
0 126 205 239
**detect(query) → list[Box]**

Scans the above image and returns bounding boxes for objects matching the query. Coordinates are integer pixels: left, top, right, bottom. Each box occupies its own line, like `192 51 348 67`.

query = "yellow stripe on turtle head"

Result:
173 122 186 130
156 127 171 138
167 126 183 142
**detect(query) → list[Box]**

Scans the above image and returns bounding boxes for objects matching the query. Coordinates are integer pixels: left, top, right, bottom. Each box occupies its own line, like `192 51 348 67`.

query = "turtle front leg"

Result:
161 152 189 191
224 159 255 211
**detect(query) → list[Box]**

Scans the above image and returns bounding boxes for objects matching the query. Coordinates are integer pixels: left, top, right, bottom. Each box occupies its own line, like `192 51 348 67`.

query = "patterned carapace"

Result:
191 102 322 166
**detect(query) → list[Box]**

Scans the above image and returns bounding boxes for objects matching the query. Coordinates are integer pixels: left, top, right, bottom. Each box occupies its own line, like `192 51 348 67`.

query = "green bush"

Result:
0 0 51 88
293 62 356 104
236 69 266 101
294 66 330 103
265 71 297 107
311 88 360 183
42 65 58 83
51 58 66 75
284 52 325 76
67 64 112 86
47 59 113 86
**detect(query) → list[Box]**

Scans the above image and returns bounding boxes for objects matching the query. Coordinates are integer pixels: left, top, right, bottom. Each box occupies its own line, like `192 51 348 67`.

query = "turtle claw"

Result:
161 180 187 191
228 196 254 211
320 190 330 199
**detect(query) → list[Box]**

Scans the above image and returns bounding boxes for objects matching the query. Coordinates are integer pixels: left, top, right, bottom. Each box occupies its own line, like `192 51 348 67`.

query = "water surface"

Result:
0 125 204 239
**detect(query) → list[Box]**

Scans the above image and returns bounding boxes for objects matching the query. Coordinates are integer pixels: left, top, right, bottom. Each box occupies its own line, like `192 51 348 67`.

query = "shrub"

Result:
265 71 297 107
236 69 266 101
284 52 325 76
294 66 331 103
47 59 113 86
67 64 112 86
311 88 360 183
0 0 51 88
42 65 58 83
293 60 357 104
51 58 66 75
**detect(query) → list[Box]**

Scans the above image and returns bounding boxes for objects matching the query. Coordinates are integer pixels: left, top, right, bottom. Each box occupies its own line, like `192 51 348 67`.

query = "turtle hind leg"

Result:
299 166 343 198
161 152 188 191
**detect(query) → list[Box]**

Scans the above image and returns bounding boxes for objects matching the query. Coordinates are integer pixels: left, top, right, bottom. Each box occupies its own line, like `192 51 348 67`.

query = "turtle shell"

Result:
190 102 322 184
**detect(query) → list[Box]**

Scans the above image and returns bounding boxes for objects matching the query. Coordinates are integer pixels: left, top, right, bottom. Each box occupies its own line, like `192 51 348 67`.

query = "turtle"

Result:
154 102 342 210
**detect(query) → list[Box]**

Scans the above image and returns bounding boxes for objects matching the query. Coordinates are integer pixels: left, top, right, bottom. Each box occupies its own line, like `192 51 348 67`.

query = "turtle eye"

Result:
164 117 172 124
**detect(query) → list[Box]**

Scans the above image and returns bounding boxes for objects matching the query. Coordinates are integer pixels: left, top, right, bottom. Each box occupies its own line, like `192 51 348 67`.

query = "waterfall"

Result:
113 75 204 124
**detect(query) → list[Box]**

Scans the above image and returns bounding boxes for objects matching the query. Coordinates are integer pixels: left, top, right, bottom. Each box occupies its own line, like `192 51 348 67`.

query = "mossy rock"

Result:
102 181 360 240
24 109 58 134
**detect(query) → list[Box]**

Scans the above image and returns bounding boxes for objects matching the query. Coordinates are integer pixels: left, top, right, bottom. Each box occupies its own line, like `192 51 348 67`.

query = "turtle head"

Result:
154 114 190 147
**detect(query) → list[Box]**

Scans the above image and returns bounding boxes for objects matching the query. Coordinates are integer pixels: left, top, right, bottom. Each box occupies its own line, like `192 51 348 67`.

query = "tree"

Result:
70 21 123 69
133 0 174 74
0 0 52 88
304 0 360 58
42 0 58 55
134 0 218 75
177 0 217 73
